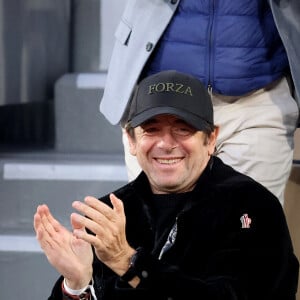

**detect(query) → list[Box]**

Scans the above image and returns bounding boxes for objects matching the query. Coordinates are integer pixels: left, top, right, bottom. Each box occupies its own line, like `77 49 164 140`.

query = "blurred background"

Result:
0 1 299 299
0 1 128 298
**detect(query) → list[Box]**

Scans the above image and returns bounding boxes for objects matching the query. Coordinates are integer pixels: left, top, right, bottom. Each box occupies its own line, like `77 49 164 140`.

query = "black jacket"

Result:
49 157 299 300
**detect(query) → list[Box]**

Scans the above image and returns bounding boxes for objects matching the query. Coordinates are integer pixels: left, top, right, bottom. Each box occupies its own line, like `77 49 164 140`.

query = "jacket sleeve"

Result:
269 0 300 108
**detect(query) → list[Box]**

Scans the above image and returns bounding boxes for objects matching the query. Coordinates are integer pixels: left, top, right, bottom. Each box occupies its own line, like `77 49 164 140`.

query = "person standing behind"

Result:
100 0 300 205
34 70 299 300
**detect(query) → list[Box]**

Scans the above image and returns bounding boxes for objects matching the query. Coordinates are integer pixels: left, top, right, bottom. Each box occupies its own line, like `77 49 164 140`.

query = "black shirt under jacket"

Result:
49 156 299 300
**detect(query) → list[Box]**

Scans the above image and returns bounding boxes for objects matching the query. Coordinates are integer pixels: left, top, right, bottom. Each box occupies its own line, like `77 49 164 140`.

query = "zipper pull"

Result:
208 84 213 98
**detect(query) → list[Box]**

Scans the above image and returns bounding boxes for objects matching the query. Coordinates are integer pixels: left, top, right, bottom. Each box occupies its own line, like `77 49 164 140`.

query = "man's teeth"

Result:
157 158 181 164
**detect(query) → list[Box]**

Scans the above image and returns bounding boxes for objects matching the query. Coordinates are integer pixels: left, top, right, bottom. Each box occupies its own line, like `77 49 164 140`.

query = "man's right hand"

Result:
33 204 93 289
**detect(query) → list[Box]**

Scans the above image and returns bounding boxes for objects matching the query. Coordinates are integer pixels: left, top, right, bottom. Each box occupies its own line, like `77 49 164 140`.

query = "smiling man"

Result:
34 70 299 300
125 70 218 194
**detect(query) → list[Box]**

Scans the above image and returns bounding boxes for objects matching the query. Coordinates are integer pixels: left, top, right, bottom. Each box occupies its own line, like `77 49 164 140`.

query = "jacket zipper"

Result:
207 0 216 94
158 217 178 260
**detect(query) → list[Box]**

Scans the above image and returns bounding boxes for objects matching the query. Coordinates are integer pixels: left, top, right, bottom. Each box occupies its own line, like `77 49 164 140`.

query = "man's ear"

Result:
126 131 137 156
213 126 219 140
208 126 219 155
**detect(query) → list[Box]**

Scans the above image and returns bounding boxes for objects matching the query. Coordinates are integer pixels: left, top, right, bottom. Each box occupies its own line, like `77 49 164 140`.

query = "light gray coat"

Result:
100 0 300 125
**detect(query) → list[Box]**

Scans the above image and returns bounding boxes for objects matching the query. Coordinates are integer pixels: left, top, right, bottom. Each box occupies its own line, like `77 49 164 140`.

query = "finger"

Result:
41 207 63 237
34 204 53 240
70 210 120 252
71 212 86 231
70 212 105 238
34 213 44 240
109 193 124 215
34 204 49 224
72 227 95 244
84 196 115 220
33 205 44 231
72 198 112 225
37 207 72 256
71 213 100 245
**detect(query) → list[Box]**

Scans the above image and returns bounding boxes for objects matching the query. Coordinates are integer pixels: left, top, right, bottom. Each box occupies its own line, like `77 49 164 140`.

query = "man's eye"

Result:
173 127 193 136
144 127 159 134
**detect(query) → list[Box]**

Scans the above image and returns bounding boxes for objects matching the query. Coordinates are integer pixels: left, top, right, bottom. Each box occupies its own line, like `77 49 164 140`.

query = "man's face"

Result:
128 114 218 194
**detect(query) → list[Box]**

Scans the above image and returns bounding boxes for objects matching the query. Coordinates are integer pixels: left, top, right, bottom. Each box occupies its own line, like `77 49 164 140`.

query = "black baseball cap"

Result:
127 70 213 130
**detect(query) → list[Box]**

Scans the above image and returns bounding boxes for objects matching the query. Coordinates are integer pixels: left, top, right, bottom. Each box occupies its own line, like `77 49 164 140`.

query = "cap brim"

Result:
130 107 209 131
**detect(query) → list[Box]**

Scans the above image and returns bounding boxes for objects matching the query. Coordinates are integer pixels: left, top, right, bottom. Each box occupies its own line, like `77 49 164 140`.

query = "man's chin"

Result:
155 178 182 192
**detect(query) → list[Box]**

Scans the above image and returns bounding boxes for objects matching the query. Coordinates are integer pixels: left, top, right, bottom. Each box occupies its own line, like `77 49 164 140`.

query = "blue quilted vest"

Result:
143 0 289 96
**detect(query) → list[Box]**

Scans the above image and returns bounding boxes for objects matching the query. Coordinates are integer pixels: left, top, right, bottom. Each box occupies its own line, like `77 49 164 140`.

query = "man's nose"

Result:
157 131 178 150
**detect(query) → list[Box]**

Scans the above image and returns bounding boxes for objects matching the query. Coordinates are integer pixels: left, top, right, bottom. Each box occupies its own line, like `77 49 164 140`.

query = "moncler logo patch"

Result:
240 213 252 228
